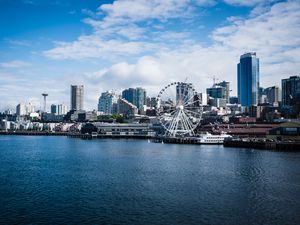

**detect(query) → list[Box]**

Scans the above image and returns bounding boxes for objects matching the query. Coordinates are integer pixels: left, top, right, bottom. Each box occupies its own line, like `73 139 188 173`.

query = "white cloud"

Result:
38 0 300 110
99 0 192 23
223 0 274 7
0 60 31 68
43 0 215 60
44 35 155 60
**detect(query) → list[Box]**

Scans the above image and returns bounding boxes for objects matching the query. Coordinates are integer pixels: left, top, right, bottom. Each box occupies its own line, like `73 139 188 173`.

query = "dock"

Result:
224 139 300 151
152 136 199 144
0 130 67 136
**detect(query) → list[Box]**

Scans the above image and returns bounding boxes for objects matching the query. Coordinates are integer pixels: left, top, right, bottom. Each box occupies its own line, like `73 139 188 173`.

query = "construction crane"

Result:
207 75 219 86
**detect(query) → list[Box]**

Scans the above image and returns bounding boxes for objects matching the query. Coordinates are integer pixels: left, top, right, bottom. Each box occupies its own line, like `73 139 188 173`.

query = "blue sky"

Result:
0 0 299 111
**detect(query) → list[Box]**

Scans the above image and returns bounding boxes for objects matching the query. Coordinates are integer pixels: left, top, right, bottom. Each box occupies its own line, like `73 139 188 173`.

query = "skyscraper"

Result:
16 103 34 116
71 85 84 111
217 81 230 103
136 87 146 109
57 104 68 115
122 87 146 110
206 86 226 100
282 76 300 108
51 104 57 114
16 103 27 116
122 88 137 106
237 52 259 106
265 86 280 105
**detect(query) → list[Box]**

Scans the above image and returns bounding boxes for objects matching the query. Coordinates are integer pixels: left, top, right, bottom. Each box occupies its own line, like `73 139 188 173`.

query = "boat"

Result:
196 132 232 144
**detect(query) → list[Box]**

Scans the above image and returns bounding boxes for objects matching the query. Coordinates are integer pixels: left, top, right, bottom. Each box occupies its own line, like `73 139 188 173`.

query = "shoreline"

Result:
1 131 300 152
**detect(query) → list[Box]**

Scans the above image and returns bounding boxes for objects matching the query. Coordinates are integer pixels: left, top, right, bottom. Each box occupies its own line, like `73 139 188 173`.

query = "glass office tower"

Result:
237 52 259 106
122 87 146 110
282 76 300 107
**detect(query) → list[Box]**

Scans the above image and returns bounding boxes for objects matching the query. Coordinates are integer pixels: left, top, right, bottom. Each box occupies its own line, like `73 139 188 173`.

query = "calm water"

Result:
0 136 300 225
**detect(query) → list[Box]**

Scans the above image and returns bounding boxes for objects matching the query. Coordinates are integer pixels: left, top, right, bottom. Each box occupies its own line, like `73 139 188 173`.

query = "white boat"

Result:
196 132 232 144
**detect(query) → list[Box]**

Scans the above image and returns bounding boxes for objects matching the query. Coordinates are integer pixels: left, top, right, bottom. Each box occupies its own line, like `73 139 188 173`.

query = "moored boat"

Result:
196 132 232 144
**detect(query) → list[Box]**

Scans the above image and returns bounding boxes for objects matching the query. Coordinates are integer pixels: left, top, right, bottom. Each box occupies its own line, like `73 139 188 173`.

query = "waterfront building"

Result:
267 122 300 141
71 85 84 111
237 52 260 106
265 86 280 105
98 91 119 114
281 76 300 108
81 122 155 137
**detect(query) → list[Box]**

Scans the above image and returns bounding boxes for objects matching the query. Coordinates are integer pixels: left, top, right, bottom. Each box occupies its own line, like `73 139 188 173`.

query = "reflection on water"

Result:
0 136 299 225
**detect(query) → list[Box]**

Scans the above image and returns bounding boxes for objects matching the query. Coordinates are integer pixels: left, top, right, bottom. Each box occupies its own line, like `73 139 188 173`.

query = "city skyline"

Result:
1 0 300 111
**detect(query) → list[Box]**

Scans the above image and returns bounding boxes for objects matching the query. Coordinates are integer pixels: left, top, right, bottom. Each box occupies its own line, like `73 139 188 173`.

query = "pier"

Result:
224 139 300 151
152 136 198 144
0 130 67 136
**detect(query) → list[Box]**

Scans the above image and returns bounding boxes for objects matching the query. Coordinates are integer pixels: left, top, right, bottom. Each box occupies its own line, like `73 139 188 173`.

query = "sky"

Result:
0 0 299 111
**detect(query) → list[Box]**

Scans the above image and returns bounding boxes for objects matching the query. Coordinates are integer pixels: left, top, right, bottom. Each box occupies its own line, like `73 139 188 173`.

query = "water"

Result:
0 136 300 225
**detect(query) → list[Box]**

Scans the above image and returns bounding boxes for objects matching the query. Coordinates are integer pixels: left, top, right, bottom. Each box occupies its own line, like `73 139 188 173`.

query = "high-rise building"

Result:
16 102 34 116
51 104 67 115
150 97 157 108
217 81 230 102
122 87 146 110
258 87 265 104
122 88 137 106
207 86 226 100
98 91 119 114
51 104 57 114
26 102 34 114
265 86 280 105
282 76 300 108
57 104 68 115
71 85 84 111
206 81 230 103
16 103 27 116
136 87 146 109
199 93 208 105
237 52 259 106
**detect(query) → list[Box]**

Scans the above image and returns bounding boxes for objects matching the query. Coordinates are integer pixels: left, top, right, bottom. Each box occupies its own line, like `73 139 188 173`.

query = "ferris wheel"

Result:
156 82 203 137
